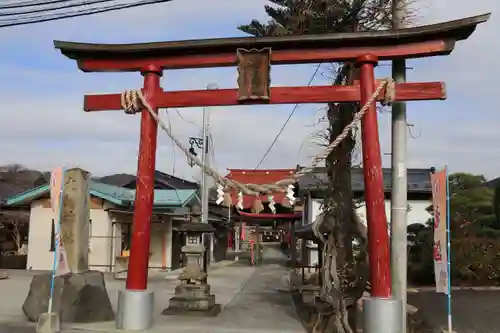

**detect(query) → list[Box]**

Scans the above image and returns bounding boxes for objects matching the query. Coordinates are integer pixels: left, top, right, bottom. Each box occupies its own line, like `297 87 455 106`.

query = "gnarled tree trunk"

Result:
309 64 369 333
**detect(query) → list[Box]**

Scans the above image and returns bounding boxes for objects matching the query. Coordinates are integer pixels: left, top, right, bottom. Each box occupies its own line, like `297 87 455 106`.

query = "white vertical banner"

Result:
50 167 70 276
431 168 449 294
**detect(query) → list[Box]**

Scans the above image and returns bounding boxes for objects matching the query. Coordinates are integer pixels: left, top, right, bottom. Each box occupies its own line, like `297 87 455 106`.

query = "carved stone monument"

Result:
23 168 114 324
162 222 221 316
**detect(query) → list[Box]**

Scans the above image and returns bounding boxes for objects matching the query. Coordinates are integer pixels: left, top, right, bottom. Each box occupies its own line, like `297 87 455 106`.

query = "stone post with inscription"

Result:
23 168 114 325
60 168 91 274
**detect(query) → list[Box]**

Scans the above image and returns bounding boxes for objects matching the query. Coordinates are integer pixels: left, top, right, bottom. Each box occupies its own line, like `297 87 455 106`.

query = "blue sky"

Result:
0 0 497 181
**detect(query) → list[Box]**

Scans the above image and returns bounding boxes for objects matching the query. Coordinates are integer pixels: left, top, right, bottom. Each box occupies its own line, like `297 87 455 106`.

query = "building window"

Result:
121 223 132 255
88 219 92 251
50 219 55 252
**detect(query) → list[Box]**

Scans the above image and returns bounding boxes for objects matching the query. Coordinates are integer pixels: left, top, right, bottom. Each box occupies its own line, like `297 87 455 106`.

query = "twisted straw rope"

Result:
120 78 394 197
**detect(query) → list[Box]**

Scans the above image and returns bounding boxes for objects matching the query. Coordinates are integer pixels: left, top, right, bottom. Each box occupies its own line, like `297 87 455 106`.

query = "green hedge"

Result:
408 236 500 286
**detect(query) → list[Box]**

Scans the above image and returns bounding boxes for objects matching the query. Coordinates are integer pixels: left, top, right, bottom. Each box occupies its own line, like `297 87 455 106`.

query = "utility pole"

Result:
201 83 218 263
390 0 408 332
187 134 210 264
200 104 211 263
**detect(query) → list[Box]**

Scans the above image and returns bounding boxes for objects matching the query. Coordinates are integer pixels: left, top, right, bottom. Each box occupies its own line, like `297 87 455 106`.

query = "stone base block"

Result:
162 303 221 317
174 284 211 298
168 294 216 311
162 283 221 317
23 271 114 323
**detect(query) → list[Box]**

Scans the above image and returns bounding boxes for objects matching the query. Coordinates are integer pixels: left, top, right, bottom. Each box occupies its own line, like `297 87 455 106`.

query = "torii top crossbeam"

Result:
55 14 489 72
53 14 489 112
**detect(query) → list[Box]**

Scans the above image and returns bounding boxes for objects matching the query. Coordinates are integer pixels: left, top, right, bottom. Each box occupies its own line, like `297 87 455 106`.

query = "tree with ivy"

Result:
239 1 411 332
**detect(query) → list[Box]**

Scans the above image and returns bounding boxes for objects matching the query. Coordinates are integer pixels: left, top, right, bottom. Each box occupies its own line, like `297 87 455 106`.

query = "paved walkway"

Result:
408 289 500 333
0 247 305 333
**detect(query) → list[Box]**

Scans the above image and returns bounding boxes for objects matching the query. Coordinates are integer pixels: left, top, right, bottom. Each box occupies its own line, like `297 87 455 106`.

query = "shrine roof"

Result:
225 169 296 208
226 169 296 184
54 14 489 62
298 167 432 195
236 211 302 222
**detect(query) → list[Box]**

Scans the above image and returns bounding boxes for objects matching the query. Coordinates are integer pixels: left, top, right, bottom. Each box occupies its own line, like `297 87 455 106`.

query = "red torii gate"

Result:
54 13 488 330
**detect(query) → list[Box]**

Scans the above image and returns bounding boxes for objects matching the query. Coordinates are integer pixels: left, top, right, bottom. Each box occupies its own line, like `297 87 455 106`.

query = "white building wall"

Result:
26 200 174 273
111 215 173 276
26 203 112 272
148 220 172 269
88 209 113 272
356 200 431 227
26 203 55 271
165 219 173 269
307 198 431 266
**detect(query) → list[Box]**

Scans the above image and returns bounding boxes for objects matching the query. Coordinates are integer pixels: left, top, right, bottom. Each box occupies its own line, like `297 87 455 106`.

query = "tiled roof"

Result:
0 170 48 199
485 177 500 188
4 181 199 208
98 170 198 190
297 167 432 194
225 169 296 208
96 173 135 187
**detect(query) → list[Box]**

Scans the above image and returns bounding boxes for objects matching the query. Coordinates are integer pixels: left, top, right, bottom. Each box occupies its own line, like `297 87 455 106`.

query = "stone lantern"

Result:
162 221 221 316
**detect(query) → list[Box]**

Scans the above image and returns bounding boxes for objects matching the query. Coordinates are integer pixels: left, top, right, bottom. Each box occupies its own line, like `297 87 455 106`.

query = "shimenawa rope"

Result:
120 79 395 201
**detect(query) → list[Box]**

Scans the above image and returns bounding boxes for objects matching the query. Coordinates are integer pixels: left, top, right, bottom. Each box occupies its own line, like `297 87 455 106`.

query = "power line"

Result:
0 0 69 10
1 0 170 26
0 0 118 16
173 108 201 129
209 133 217 170
163 110 176 176
0 0 173 28
253 63 322 169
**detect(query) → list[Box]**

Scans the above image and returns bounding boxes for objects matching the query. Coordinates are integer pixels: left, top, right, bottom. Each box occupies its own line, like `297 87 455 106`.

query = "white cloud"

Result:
0 0 499 181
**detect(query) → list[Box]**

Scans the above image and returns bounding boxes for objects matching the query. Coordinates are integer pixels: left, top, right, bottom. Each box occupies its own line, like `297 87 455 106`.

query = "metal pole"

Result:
356 54 400 333
235 222 240 262
201 105 209 263
391 1 408 331
201 105 208 226
255 224 261 264
445 167 453 333
117 64 161 331
202 83 217 263
290 220 297 264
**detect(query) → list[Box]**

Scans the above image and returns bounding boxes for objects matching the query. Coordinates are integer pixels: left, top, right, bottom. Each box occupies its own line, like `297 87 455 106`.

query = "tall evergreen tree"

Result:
239 0 396 36
239 1 410 332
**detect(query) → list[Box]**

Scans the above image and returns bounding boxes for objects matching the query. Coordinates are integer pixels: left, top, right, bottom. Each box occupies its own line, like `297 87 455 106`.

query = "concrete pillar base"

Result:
363 297 402 333
116 290 154 331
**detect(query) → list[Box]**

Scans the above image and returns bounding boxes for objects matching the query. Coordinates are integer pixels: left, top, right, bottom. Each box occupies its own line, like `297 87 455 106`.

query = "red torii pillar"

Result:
127 65 163 291
357 55 391 298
